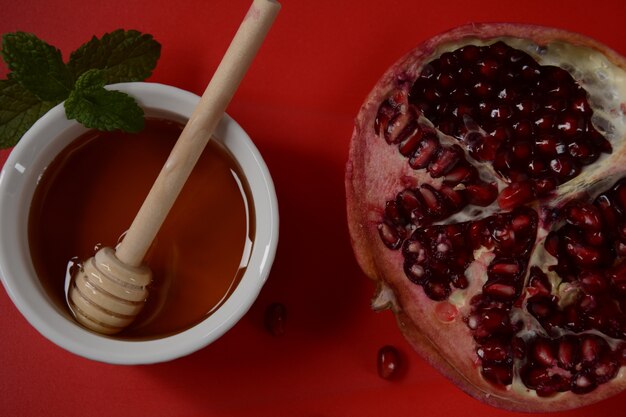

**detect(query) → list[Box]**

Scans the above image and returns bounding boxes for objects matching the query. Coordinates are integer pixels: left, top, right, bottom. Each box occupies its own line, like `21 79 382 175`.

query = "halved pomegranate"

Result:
346 23 626 412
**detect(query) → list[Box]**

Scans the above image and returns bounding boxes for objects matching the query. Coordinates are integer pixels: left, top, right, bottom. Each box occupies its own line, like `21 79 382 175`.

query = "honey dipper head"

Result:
67 247 152 335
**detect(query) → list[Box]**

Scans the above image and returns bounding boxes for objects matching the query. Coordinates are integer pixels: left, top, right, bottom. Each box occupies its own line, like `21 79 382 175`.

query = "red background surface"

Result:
2 0 626 416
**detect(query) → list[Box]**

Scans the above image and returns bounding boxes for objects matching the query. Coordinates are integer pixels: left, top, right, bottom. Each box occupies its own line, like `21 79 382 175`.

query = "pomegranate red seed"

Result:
585 229 605 246
439 185 465 211
398 126 424 156
481 364 513 385
471 308 512 340
385 112 417 145
444 163 478 185
465 181 498 206
378 222 403 250
565 241 604 267
477 338 511 362
497 180 535 210
564 203 603 231
483 282 518 300
556 338 577 368
384 200 407 226
397 189 422 215
593 359 619 383
534 134 559 156
264 302 287 336
423 278 451 300
609 261 626 292
579 271 609 294
535 113 557 131
557 114 584 137
527 296 556 319
595 194 618 230
511 141 532 161
377 345 402 380
409 135 440 169
437 72 456 91
428 145 462 178
489 261 520 276
470 135 502 161
527 158 547 176
549 156 581 181
451 273 469 289
581 336 605 364
532 338 557 367
568 137 598 163
420 184 445 218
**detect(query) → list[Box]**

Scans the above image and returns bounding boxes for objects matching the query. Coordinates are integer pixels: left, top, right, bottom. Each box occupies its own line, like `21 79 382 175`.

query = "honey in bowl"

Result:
28 117 254 339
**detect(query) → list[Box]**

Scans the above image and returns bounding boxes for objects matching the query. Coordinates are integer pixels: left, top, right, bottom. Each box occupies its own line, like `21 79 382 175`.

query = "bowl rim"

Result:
0 82 279 364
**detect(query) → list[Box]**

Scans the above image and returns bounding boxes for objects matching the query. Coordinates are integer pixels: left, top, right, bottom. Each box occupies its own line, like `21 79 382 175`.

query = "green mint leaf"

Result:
1 32 73 101
65 69 144 132
0 79 56 148
68 29 161 84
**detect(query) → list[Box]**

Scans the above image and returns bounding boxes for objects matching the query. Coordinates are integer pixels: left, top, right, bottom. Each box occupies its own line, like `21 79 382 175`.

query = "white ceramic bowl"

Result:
0 82 279 364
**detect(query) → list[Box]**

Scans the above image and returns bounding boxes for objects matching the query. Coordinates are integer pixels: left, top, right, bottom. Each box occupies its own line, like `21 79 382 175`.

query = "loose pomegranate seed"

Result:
264 302 287 336
377 345 402 380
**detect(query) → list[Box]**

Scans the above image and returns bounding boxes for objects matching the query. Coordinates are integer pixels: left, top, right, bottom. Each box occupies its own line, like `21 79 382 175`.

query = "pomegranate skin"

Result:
346 23 626 412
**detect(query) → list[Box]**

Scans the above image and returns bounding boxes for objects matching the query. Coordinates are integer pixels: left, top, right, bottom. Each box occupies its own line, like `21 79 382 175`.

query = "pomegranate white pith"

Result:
346 24 626 412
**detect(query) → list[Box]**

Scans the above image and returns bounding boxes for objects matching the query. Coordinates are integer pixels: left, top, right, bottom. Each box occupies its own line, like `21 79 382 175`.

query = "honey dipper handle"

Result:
115 0 281 267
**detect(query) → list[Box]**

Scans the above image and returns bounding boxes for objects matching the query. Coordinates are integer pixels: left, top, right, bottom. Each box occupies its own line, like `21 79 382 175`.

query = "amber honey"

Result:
28 117 254 339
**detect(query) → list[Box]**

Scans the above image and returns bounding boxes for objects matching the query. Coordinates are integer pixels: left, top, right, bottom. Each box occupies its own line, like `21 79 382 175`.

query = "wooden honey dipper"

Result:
67 0 281 335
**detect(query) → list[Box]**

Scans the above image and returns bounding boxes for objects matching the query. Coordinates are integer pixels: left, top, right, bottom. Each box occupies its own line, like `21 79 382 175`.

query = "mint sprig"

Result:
0 29 161 148
2 32 73 102
68 30 160 84
66 69 145 133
